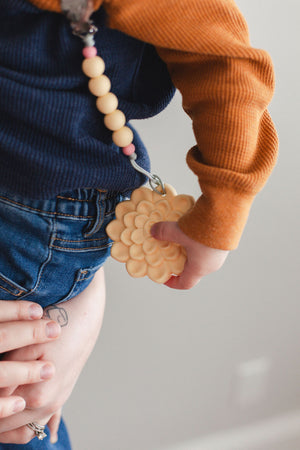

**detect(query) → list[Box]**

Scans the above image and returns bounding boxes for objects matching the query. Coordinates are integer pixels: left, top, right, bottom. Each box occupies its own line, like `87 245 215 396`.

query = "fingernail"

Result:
150 223 158 237
13 398 26 413
46 321 61 338
40 363 55 380
50 435 58 444
29 304 43 319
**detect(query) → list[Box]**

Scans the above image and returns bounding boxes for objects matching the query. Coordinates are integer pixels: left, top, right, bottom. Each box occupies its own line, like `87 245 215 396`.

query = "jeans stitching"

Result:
51 243 112 251
0 196 117 219
0 274 25 293
26 216 56 295
58 269 86 303
0 196 94 218
56 190 108 202
0 284 23 297
56 196 93 202
79 276 92 281
98 200 104 233
54 237 108 243
105 209 116 215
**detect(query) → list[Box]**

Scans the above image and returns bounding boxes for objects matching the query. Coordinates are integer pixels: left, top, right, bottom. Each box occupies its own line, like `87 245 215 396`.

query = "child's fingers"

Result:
151 222 199 289
151 221 186 245
151 220 229 289
164 275 200 290
48 410 62 444
164 263 202 290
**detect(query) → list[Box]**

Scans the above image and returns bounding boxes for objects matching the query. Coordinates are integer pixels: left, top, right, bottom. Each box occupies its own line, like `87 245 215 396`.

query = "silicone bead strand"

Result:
81 46 134 150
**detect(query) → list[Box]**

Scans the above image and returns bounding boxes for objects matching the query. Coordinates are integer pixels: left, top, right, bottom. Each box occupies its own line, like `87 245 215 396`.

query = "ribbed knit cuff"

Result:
178 184 254 251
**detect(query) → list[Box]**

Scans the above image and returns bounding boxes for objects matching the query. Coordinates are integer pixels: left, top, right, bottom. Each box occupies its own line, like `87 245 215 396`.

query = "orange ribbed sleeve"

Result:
27 0 278 250
104 0 278 250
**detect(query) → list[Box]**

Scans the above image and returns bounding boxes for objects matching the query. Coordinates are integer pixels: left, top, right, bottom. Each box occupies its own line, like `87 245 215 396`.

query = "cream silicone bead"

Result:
112 127 134 147
81 47 132 147
104 110 126 131
96 93 118 114
89 75 111 97
82 56 105 78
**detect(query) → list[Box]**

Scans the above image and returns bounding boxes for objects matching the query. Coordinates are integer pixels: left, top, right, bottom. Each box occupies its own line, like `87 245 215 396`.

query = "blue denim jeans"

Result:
0 188 122 307
0 188 123 449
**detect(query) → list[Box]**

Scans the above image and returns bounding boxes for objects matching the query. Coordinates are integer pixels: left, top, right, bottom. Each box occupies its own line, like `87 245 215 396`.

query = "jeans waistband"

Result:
0 188 121 219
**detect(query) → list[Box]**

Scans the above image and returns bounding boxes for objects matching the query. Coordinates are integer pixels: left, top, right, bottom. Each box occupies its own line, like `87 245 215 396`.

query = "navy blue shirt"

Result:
0 0 175 198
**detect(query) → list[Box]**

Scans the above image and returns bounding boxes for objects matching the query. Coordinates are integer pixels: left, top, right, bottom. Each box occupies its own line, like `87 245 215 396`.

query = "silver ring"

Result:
27 422 47 441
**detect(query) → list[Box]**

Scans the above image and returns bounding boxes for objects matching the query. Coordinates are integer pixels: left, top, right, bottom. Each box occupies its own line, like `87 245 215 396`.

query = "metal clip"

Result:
129 154 166 195
61 0 96 38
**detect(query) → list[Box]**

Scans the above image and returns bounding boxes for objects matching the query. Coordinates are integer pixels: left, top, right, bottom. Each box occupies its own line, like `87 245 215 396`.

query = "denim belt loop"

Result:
83 190 106 238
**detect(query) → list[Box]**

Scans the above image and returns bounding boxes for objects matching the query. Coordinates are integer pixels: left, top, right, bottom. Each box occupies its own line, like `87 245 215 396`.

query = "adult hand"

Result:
151 222 229 289
0 268 106 444
0 300 61 420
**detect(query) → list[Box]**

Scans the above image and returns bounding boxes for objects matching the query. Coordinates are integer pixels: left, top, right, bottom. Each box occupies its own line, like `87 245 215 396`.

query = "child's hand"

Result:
151 222 229 290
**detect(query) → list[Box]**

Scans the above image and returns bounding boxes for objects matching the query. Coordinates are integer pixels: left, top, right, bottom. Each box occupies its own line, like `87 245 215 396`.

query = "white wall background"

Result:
64 1 300 449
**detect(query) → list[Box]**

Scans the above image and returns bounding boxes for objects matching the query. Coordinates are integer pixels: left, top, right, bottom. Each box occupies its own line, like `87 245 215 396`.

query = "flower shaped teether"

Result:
106 184 195 283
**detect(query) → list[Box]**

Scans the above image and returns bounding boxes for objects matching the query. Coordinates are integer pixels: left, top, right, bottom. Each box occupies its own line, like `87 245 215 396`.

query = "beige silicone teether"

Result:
106 184 195 284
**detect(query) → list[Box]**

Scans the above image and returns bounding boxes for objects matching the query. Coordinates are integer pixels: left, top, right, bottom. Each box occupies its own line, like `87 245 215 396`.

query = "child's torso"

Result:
0 0 175 198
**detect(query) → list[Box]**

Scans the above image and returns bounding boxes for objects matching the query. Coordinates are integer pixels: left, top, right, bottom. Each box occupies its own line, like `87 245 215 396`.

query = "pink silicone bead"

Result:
122 144 136 156
82 46 97 58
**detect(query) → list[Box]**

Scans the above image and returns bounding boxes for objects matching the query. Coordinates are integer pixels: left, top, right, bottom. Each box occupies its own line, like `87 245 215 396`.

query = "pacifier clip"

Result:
61 0 195 283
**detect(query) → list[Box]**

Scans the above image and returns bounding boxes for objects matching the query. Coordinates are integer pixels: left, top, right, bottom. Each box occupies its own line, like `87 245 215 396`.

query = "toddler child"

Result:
0 0 278 447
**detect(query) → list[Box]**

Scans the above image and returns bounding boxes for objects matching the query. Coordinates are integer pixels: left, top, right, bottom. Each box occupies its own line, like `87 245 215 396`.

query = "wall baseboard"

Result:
163 410 300 450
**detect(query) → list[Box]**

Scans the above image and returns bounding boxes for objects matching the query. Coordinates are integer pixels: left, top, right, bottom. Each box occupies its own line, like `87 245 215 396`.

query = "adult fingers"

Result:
48 410 62 444
0 409 50 438
0 419 49 445
0 397 26 420
0 319 61 353
0 346 46 398
0 301 43 322
0 425 34 445
0 361 55 388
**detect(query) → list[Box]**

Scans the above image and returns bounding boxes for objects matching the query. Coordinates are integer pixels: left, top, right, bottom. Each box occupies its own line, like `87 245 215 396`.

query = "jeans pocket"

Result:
0 198 54 300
